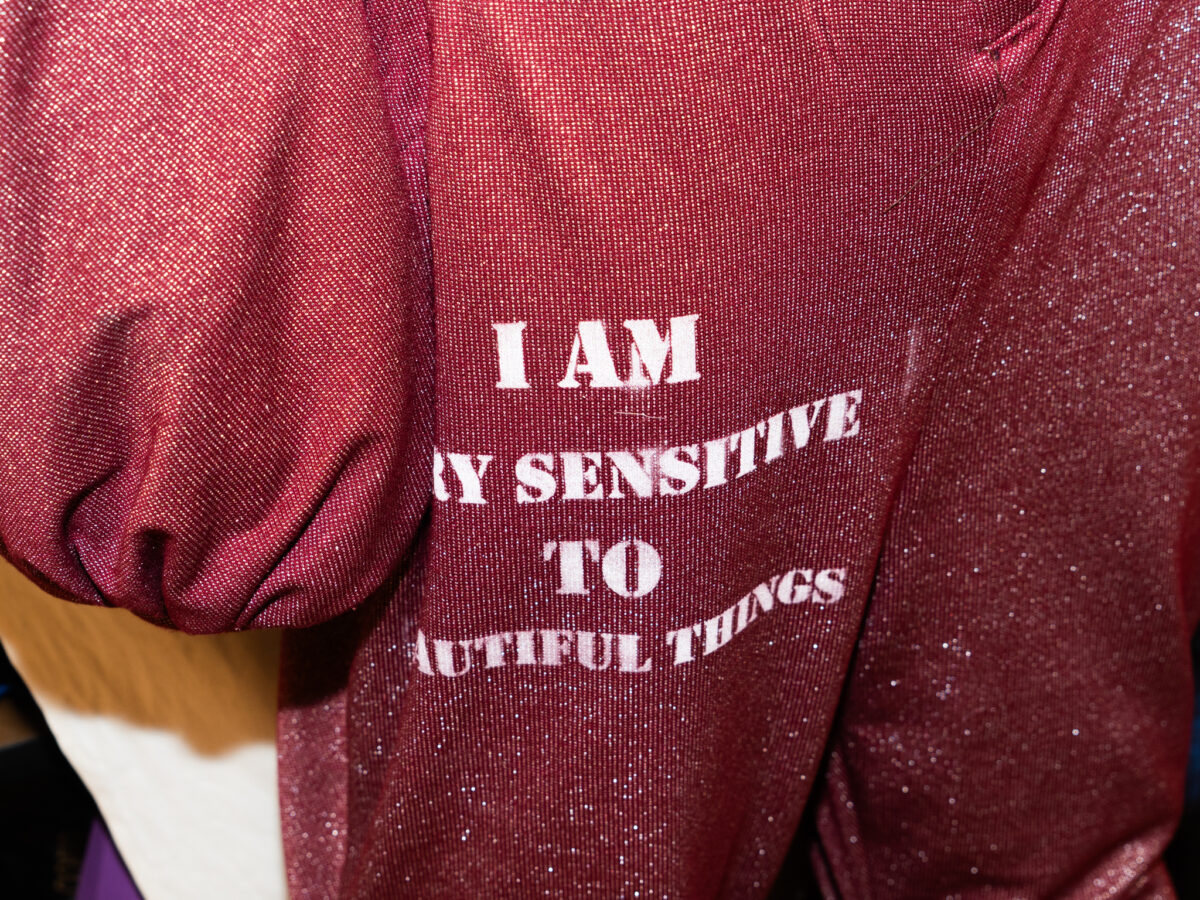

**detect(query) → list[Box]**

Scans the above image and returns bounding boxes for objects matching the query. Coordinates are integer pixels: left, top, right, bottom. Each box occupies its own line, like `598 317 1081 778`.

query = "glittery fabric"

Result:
1 1 1197 898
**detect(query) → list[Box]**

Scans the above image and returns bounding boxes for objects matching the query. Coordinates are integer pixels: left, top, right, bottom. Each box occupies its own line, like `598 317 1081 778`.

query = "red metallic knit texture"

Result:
2 0 1198 897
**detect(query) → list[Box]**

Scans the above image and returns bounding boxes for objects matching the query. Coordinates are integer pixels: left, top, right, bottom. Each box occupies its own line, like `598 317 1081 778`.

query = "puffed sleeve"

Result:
0 0 433 633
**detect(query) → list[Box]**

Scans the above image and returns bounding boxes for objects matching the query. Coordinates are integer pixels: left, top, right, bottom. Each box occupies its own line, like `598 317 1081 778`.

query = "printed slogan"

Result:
419 315 860 676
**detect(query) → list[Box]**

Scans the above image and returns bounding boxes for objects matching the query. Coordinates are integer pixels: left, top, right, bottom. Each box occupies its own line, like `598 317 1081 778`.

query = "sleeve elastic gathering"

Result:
0 0 435 634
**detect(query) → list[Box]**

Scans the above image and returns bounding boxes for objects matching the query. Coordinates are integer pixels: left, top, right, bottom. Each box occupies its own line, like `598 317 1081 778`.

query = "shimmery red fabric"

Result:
2 1 1197 898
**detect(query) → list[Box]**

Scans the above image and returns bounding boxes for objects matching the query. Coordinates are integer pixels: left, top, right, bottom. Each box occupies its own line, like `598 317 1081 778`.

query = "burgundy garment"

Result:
1 0 1197 898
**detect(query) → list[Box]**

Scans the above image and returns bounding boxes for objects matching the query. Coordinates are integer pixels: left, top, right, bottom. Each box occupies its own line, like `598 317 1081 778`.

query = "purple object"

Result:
75 818 142 900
